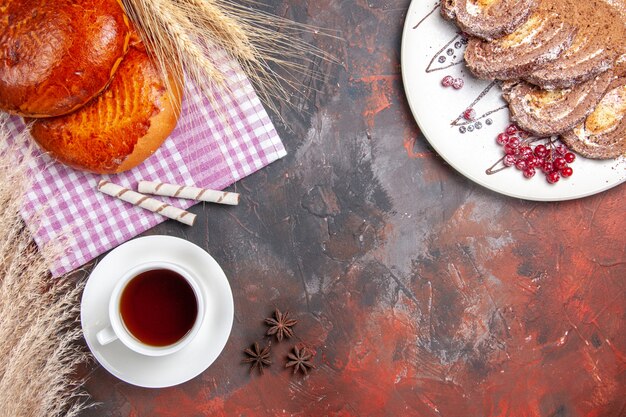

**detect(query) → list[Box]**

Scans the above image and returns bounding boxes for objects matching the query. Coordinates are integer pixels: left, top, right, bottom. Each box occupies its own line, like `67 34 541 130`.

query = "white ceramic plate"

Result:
81 235 234 388
401 0 626 201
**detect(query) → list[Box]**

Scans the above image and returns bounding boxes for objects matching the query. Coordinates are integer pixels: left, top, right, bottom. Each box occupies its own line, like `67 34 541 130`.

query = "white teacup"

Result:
96 261 205 356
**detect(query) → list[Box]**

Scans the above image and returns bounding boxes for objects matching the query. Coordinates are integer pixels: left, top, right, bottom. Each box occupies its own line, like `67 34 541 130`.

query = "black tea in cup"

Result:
119 268 198 347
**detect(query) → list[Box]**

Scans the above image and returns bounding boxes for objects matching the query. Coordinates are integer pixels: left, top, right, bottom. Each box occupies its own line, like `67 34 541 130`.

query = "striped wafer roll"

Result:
97 180 196 226
138 180 240 205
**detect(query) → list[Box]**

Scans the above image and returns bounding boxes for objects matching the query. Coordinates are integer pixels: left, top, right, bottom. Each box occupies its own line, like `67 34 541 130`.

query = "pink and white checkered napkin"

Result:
6 64 286 277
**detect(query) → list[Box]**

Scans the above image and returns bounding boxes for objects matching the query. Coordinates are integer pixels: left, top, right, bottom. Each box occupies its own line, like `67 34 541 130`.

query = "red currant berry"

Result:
507 137 520 148
463 108 476 121
505 124 518 136
503 155 516 166
452 78 464 90
515 159 527 170
553 157 567 170
496 133 509 145
534 156 543 167
442 75 454 87
523 168 536 178
525 156 540 168
556 144 568 156
547 171 560 184
504 144 519 156
541 160 554 174
519 146 533 159
564 152 576 163
561 166 573 178
534 144 547 158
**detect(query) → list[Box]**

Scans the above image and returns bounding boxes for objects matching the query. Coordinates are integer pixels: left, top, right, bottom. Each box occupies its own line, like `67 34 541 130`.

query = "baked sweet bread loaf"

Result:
29 43 183 174
0 0 130 117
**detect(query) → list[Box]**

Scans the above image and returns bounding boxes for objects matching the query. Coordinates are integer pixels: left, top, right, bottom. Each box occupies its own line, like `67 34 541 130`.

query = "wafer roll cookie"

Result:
138 180 240 205
97 180 196 226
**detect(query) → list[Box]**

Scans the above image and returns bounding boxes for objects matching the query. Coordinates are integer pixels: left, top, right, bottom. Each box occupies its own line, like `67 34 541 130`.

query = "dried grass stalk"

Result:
0 117 89 417
122 0 335 117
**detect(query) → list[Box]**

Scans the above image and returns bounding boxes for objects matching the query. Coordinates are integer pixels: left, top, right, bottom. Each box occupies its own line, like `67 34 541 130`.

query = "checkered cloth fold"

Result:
5 63 285 277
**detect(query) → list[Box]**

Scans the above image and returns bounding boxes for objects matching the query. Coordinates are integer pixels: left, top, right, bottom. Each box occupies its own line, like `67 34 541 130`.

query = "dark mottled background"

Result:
79 0 626 416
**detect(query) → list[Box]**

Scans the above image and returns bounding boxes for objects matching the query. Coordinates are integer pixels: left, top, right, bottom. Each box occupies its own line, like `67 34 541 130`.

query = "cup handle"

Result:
96 326 118 345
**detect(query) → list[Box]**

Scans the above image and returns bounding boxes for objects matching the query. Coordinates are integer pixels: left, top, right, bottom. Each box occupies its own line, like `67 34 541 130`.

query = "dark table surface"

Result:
80 1 626 416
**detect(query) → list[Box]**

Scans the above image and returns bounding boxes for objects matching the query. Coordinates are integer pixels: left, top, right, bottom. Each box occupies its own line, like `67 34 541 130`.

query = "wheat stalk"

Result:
122 0 336 119
123 0 224 94
180 0 257 62
0 117 89 417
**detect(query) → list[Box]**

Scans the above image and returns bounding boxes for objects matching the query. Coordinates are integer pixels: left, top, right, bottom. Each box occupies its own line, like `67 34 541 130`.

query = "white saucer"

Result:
81 235 234 388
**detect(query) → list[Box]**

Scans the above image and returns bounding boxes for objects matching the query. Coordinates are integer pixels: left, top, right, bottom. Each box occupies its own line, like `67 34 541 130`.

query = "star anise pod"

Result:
285 345 315 375
242 342 271 374
265 308 297 342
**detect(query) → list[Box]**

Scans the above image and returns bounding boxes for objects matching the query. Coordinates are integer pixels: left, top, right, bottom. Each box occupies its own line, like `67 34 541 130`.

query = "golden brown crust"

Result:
29 45 183 174
0 0 130 117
